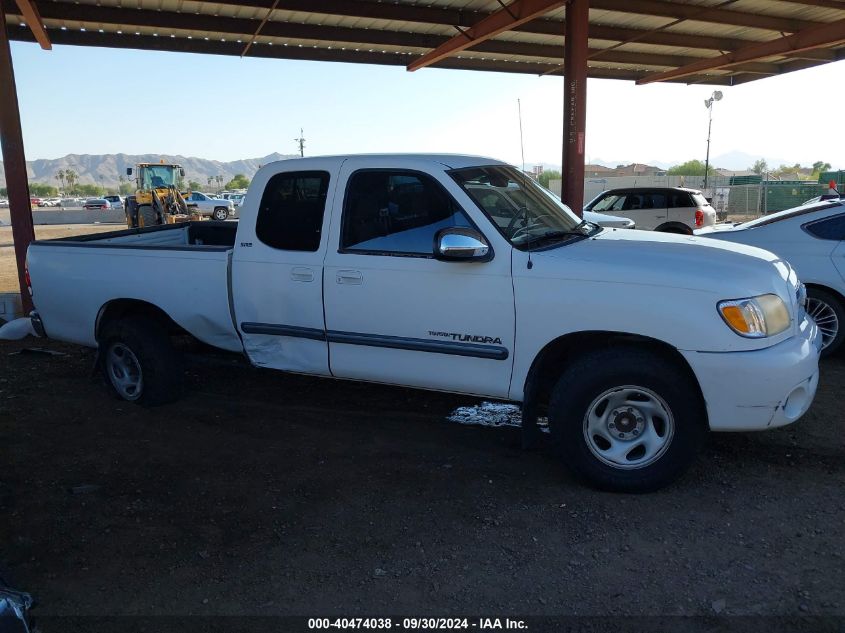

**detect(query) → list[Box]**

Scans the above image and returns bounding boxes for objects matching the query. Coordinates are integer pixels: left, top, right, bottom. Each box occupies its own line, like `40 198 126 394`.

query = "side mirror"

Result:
180 168 185 177
434 228 491 262
126 167 133 176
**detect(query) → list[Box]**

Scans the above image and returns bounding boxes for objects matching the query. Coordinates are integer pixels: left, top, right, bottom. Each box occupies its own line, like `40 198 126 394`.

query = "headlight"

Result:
718 294 790 338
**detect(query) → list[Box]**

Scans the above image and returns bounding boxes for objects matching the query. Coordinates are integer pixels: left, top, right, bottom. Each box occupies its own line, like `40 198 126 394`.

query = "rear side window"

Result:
804 213 845 241
341 170 471 255
691 193 709 207
255 170 330 252
668 192 693 208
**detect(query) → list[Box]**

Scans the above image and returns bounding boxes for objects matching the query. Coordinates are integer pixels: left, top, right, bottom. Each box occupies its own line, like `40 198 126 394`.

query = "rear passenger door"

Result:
620 191 666 230
232 166 335 375
322 160 515 398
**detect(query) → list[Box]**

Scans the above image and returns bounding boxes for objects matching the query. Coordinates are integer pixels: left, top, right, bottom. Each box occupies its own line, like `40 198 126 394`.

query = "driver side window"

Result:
341 170 471 256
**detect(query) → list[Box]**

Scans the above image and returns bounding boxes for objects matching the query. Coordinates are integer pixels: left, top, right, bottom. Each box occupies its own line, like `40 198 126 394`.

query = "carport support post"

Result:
561 0 588 217
0 8 36 314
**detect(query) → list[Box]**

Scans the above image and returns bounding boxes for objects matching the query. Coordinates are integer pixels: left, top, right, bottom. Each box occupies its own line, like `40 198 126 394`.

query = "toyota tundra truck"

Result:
25 154 822 492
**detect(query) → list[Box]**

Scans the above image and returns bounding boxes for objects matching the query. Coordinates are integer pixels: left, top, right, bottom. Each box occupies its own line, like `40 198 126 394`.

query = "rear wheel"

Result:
100 316 183 406
549 346 706 492
807 287 844 356
213 207 229 221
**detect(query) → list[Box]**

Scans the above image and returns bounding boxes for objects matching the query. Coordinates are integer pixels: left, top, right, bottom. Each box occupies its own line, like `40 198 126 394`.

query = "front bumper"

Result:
682 315 821 432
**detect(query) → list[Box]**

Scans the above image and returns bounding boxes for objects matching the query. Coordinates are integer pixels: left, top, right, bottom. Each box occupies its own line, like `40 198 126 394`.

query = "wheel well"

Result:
523 331 704 418
654 222 692 235
95 299 182 341
804 282 845 307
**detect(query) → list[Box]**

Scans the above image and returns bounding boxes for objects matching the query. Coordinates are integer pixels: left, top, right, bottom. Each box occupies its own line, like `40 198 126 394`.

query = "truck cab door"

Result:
322 159 515 398
231 165 337 375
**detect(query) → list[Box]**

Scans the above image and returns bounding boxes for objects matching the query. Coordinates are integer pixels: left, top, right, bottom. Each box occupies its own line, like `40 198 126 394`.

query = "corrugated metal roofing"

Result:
5 0 845 84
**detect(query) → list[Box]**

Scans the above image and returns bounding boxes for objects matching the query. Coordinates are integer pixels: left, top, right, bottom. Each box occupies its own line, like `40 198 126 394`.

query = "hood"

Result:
532 227 794 300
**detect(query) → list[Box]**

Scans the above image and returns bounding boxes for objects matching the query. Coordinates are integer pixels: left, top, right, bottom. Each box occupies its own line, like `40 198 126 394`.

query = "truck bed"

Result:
44 221 237 250
27 221 242 352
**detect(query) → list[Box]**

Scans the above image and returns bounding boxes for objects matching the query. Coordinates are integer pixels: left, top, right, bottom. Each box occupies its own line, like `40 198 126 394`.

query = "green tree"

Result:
225 174 250 190
119 181 135 195
76 184 102 196
667 159 713 176
65 169 78 194
187 180 202 191
750 159 768 175
537 170 561 189
0 188 7 197
55 169 66 192
30 183 58 197
813 161 831 174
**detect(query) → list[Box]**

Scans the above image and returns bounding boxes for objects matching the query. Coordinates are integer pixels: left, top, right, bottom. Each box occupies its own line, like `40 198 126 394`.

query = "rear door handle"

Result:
291 267 314 282
336 270 363 285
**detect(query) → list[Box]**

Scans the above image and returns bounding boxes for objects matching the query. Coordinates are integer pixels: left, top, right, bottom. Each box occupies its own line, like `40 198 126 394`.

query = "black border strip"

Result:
328 330 508 360
239 323 508 360
240 322 327 341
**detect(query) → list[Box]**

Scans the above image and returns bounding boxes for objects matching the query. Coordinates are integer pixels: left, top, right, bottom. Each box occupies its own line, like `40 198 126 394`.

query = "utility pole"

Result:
703 91 723 193
295 129 306 157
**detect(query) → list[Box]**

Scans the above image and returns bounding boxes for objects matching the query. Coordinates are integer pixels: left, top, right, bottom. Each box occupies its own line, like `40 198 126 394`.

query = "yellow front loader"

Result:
124 162 196 228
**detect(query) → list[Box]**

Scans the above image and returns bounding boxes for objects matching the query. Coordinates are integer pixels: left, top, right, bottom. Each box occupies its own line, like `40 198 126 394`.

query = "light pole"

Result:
703 90 723 192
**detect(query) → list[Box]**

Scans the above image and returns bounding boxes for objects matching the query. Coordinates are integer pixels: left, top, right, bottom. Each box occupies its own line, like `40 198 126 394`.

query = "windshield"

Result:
140 165 177 189
449 165 598 249
588 193 625 213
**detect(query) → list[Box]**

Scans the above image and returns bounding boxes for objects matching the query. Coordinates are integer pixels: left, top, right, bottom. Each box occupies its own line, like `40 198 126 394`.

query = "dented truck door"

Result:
231 159 341 375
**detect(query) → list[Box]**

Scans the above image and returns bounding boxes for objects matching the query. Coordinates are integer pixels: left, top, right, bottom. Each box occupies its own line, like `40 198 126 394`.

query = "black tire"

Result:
138 204 158 227
655 226 691 235
807 287 844 356
213 207 229 221
548 346 707 493
99 316 183 406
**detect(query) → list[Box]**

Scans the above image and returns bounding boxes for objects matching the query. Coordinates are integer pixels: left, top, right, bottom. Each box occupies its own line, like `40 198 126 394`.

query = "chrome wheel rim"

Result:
106 343 143 401
807 297 839 350
583 386 675 470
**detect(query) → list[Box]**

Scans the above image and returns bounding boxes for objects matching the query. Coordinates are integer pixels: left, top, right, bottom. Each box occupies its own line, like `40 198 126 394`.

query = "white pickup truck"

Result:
25 154 821 492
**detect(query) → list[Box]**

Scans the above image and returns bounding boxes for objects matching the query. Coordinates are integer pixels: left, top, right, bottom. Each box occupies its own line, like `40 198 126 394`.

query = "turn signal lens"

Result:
718 294 790 338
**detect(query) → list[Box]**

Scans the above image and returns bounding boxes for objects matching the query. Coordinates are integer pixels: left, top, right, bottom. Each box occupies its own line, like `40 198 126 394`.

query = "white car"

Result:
584 187 716 234
103 195 124 210
26 154 820 492
697 199 845 355
467 183 635 229
184 191 234 220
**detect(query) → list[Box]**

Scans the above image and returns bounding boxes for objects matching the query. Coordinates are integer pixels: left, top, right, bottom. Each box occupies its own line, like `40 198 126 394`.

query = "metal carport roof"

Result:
4 0 845 86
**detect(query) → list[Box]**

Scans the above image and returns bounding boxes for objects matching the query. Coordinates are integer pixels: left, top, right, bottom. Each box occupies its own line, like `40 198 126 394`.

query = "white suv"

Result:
585 187 716 234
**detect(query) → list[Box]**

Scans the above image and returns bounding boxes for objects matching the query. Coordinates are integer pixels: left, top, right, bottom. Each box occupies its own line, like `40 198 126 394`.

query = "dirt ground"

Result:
0 335 843 628
0 224 121 293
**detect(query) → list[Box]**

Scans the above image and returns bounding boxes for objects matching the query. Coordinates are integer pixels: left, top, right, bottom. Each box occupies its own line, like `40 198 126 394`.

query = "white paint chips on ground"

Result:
447 402 522 428
446 401 550 433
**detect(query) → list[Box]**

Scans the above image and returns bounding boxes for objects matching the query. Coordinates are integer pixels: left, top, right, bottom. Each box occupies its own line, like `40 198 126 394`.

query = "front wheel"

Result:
549 347 706 492
806 287 844 356
213 207 229 221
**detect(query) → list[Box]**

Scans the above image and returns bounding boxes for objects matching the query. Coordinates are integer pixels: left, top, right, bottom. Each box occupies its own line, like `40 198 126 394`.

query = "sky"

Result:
10 41 845 170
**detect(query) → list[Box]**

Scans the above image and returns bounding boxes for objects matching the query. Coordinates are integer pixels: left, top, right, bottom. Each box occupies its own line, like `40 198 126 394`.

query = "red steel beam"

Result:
407 0 566 72
0 6 35 313
637 17 845 84
561 0 588 216
13 0 50 50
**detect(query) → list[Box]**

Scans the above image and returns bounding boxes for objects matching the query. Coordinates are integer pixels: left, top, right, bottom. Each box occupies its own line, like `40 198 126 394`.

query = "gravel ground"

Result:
0 337 843 629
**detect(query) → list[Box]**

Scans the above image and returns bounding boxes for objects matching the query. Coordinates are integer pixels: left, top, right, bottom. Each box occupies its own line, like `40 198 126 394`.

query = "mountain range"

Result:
0 152 300 189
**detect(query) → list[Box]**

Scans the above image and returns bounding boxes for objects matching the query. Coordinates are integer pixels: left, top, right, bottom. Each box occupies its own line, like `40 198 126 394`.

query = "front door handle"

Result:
336 269 363 285
291 267 314 282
